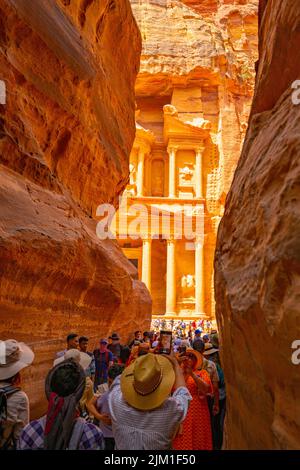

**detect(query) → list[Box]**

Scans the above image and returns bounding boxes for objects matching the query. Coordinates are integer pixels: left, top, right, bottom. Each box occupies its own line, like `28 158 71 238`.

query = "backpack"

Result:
0 385 21 450
40 416 87 450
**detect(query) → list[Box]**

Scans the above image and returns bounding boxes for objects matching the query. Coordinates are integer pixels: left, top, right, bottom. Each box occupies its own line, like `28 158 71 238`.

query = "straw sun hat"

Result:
53 349 92 371
184 348 203 370
0 339 34 381
121 353 175 411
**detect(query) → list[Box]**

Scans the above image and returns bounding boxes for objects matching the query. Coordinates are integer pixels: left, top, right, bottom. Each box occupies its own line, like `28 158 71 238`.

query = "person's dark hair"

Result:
108 364 124 381
66 333 78 343
78 336 88 344
134 331 141 336
50 361 82 397
193 339 205 354
138 349 148 357
5 372 20 385
143 331 150 338
120 346 131 364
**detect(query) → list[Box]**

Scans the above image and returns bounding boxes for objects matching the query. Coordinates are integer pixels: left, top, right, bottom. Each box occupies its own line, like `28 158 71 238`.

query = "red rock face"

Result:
215 0 300 449
0 0 151 417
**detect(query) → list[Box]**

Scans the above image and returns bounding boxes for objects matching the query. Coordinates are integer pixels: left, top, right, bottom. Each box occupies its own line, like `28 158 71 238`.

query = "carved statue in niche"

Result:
180 274 195 302
179 163 194 187
126 163 136 196
181 274 195 288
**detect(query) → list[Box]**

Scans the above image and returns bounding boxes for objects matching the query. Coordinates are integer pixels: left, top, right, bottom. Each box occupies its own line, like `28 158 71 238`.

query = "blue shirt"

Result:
93 349 113 383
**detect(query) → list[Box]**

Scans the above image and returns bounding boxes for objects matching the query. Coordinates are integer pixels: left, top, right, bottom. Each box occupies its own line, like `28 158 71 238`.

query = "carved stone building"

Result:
114 89 220 319
114 0 258 320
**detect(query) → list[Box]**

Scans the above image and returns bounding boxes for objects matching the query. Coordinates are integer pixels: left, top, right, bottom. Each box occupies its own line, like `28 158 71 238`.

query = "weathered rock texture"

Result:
215 0 300 449
130 0 258 317
0 0 151 417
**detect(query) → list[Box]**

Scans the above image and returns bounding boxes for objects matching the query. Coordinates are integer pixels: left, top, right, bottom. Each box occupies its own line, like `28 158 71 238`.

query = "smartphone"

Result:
159 330 172 355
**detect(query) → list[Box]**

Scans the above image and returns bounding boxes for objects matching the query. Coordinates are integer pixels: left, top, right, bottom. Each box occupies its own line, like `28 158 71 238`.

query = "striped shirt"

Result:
108 376 192 450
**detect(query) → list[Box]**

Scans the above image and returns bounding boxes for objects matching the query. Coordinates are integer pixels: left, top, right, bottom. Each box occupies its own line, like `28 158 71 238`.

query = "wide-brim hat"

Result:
185 348 203 370
109 333 120 341
121 353 175 411
0 339 34 380
203 343 219 356
53 349 92 371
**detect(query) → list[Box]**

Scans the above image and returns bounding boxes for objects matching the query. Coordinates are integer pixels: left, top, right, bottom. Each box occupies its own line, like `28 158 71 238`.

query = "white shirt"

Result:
108 376 192 450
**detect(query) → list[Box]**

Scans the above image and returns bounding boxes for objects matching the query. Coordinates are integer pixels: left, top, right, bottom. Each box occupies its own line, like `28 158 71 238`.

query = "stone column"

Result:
137 149 145 196
168 147 176 198
195 238 204 315
166 238 176 315
195 147 204 198
142 237 152 292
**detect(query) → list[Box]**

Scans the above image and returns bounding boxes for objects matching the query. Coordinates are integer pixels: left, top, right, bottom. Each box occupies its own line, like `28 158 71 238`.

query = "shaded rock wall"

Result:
0 0 151 417
215 0 300 449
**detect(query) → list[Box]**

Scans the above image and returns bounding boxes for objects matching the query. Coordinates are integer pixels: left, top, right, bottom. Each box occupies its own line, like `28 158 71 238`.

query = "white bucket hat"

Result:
0 339 34 381
53 349 92 371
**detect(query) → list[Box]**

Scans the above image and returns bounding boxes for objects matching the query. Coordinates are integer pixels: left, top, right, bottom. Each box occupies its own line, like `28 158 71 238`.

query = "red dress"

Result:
173 370 213 450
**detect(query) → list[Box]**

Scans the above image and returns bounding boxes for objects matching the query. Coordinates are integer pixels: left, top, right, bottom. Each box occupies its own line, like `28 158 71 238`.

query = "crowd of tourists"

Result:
0 327 225 450
151 318 216 337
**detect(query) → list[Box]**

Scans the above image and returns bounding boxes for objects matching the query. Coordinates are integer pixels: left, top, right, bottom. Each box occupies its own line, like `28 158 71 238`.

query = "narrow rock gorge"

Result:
3 0 298 451
0 0 151 417
215 0 300 449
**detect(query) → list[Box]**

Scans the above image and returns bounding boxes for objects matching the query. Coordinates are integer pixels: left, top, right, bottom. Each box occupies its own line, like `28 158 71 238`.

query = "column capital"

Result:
142 235 152 243
195 145 205 155
166 236 176 245
167 145 179 155
194 235 204 246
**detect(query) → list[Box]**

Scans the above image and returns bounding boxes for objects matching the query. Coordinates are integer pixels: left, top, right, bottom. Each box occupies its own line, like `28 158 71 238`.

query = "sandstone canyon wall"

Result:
0 0 151 417
215 0 300 449
130 0 258 317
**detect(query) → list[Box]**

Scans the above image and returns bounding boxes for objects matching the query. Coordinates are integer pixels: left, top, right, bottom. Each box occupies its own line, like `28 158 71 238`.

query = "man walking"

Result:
79 336 95 382
107 333 123 361
56 333 79 359
93 339 113 392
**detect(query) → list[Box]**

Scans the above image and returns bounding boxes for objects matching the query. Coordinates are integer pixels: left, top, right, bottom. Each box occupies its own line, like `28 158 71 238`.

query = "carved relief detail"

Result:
179 163 194 187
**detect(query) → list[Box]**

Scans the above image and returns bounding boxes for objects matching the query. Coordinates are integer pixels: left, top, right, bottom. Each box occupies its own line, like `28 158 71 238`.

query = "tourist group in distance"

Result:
0 324 225 450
